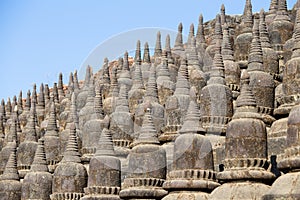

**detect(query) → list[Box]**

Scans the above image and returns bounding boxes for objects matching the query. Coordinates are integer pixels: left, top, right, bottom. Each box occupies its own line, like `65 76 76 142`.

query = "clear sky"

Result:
0 0 296 99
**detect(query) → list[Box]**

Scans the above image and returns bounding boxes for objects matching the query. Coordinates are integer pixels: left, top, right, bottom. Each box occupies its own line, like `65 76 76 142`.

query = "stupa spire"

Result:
73 70 80 91
187 23 195 45
144 67 159 102
269 0 278 14
248 18 264 72
154 31 162 57
133 108 159 146
222 24 234 61
220 4 226 25
179 99 205 134
45 101 59 137
196 14 206 44
259 9 272 48
61 123 81 163
174 23 184 50
174 57 190 95
143 42 151 63
30 138 48 172
95 128 115 156
1 147 18 181
236 70 257 110
134 40 142 64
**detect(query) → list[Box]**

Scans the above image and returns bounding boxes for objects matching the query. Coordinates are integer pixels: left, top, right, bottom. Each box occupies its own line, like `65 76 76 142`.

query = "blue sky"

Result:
0 0 296 99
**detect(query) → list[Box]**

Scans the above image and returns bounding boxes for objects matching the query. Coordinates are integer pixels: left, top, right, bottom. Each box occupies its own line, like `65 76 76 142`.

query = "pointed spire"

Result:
115 84 129 113
109 66 119 97
52 82 60 104
179 99 204 134
158 51 171 79
73 70 80 91
30 139 48 172
154 31 162 57
61 123 81 163
66 72 74 97
11 96 16 112
95 128 115 156
248 18 264 72
7 118 17 143
196 14 206 44
101 57 110 85
187 36 199 66
30 91 38 126
275 0 290 21
165 35 174 64
45 101 59 137
235 70 257 110
222 24 234 61
242 0 253 28
145 66 159 102
117 57 124 72
165 34 171 53
135 40 142 64
94 85 104 118
68 72 74 90
17 90 23 114
84 65 91 87
0 99 6 122
143 42 151 63
58 72 65 99
174 23 184 50
1 147 19 181
133 108 159 146
32 84 37 105
208 40 226 86
25 90 31 112
187 23 195 45
6 98 11 111
214 14 223 42
38 83 45 109
24 107 37 142
123 51 130 71
259 9 272 49
85 77 95 105
132 60 144 90
175 57 190 95
44 84 50 106
220 4 226 25
0 116 4 139
269 0 278 14
68 92 79 125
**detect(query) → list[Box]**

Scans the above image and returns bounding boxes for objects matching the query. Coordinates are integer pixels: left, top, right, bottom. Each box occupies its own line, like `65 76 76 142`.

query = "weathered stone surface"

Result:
262 171 300 200
248 18 275 125
51 124 87 200
268 0 293 52
209 182 271 200
82 128 121 200
268 117 288 157
0 147 21 200
120 108 167 199
21 139 52 200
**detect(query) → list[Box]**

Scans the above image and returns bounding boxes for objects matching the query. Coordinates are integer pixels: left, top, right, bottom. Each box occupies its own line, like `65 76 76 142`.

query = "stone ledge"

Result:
50 192 85 200
119 187 168 199
163 179 220 190
223 158 270 170
84 186 120 195
167 169 217 181
122 178 165 188
113 140 132 148
217 168 275 182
